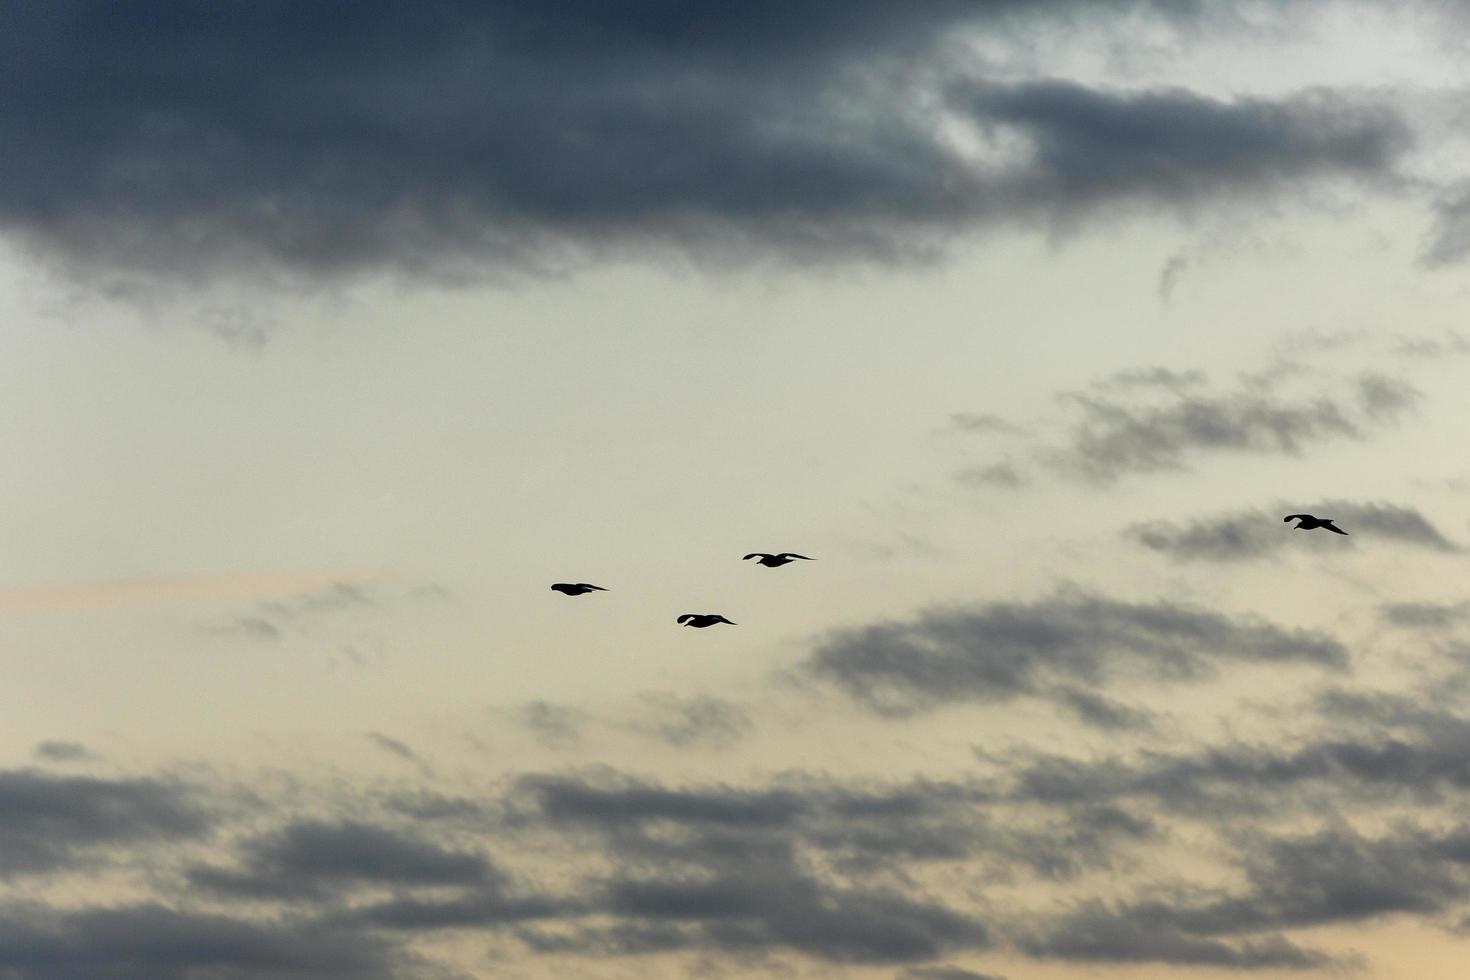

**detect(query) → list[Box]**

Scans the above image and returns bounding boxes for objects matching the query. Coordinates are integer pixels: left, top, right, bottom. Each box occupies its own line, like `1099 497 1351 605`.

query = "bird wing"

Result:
1283 515 1312 523
714 616 736 625
578 584 608 590
777 553 813 560
1324 522 1349 535
742 553 769 561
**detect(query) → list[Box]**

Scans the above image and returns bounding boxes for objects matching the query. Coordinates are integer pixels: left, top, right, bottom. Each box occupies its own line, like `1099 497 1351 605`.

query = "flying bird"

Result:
743 552 814 567
1283 514 1349 535
678 614 737 628
550 583 609 596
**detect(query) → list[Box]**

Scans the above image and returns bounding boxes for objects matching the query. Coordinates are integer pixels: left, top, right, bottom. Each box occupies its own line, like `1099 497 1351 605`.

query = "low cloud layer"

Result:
8 673 1470 978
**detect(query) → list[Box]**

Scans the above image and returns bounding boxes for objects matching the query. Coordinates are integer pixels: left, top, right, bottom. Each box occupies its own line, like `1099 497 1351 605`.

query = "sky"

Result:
7 1 1470 977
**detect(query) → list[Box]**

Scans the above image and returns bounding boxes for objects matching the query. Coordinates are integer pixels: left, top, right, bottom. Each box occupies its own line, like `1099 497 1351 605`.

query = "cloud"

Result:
0 769 211 877
520 773 805 828
32 741 96 763
521 700 586 748
188 819 496 901
365 732 430 771
953 463 1027 489
1380 600 1470 628
1423 182 1470 265
947 413 1026 436
0 569 384 614
1048 371 1417 483
1127 500 1462 562
1019 903 1335 969
898 967 1006 980
1022 821 1470 970
0 902 434 980
0 2 1413 290
955 78 1405 218
1001 693 1470 816
631 692 753 748
1158 252 1190 301
1049 686 1154 731
954 366 1420 492
800 589 1346 715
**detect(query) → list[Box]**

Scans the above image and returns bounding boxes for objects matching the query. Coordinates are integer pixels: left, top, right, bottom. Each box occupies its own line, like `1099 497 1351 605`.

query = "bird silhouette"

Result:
678 614 737 628
1283 514 1349 535
742 552 814 567
550 583 609 596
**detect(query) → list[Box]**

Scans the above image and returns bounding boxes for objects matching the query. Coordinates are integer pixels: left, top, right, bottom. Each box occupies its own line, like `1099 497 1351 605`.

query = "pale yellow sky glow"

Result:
6 3 1470 979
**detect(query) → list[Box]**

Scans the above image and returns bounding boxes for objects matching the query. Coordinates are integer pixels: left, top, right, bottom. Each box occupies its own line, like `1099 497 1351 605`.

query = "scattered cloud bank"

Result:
951 362 1420 489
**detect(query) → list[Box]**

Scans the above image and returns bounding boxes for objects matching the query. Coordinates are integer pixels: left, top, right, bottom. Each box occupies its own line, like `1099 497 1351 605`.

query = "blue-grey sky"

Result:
5 2 1470 977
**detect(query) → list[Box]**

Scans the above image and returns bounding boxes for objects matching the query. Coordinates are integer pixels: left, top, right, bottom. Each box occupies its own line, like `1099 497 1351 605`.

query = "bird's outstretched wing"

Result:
743 553 770 561
578 584 609 590
1323 522 1349 536
1283 514 1312 523
777 553 813 560
677 614 696 624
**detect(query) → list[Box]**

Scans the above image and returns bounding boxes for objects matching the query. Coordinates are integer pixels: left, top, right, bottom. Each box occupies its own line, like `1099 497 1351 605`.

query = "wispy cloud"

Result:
0 569 384 614
1127 501 1463 562
953 364 1420 489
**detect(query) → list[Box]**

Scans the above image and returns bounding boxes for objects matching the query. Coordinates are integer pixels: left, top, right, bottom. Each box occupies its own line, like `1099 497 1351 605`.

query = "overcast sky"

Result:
7 2 1470 977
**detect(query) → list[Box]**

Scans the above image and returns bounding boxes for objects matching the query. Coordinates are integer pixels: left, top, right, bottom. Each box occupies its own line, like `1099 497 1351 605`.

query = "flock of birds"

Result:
549 552 813 627
549 517 1344 629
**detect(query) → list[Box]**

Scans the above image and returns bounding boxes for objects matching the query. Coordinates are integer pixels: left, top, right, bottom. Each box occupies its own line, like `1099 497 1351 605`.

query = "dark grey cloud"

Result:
1024 821 1470 970
1127 500 1462 562
632 692 753 748
0 2 1411 288
1049 685 1154 731
1002 692 1470 817
800 589 1346 715
333 889 568 932
0 769 210 876
0 902 432 980
956 78 1405 219
17 745 1470 973
520 773 806 828
1019 903 1334 970
188 819 495 901
32 740 96 763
